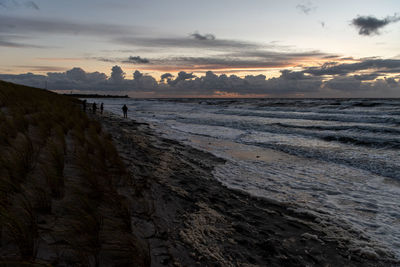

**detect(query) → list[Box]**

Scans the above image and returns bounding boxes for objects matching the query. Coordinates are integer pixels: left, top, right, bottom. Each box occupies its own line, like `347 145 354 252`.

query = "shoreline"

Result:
98 112 398 266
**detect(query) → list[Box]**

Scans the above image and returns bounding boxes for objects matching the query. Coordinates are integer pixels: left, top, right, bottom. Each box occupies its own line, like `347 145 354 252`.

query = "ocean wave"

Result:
242 141 400 180
216 109 400 125
175 117 400 149
274 122 400 135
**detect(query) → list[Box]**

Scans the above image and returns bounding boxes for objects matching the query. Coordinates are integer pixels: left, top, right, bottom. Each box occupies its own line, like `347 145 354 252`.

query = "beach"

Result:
1 0 400 264
98 111 398 266
0 80 398 266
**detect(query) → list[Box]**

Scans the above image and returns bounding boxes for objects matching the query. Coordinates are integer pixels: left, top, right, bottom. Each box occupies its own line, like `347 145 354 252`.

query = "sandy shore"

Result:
98 112 398 267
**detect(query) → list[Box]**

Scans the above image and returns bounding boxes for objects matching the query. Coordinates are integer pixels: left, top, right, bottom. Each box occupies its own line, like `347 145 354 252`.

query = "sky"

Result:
0 0 399 97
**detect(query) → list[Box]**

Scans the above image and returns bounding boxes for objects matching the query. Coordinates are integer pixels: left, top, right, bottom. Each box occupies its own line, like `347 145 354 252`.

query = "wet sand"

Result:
98 112 398 267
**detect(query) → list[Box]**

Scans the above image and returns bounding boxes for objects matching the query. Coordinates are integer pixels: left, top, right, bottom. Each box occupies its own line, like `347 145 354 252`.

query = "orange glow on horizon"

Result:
3 54 368 82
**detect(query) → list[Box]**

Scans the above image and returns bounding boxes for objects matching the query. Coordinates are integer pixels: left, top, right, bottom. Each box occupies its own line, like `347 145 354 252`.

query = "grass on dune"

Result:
0 81 149 266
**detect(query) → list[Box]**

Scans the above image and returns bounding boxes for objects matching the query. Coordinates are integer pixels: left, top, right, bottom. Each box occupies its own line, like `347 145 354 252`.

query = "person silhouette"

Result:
122 104 128 118
92 102 97 114
82 100 87 112
100 103 104 114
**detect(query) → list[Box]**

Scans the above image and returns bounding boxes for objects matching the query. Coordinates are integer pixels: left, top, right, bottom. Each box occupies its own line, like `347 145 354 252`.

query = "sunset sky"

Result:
1 0 399 97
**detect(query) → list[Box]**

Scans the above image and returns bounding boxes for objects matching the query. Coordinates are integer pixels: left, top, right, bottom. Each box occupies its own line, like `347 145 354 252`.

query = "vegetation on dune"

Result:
0 81 149 266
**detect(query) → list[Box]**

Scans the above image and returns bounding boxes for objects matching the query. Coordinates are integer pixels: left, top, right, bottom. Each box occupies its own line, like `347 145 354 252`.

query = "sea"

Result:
89 98 400 257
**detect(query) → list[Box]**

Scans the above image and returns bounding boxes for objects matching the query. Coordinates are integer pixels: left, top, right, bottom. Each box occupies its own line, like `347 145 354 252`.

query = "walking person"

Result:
122 104 128 118
92 102 97 114
100 103 104 114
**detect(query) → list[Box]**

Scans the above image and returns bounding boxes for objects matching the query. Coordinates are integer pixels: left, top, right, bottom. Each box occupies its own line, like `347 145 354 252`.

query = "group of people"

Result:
82 100 129 118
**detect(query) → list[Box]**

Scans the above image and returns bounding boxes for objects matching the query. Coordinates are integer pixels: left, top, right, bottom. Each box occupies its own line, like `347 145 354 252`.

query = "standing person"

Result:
82 100 87 112
122 104 128 118
100 103 104 114
92 102 97 114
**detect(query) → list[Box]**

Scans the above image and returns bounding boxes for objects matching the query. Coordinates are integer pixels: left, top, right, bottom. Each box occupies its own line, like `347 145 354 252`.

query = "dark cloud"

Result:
0 0 39 10
226 50 327 60
322 55 339 59
0 65 398 97
91 57 117 63
323 76 362 91
110 65 125 83
384 77 398 87
190 32 216 41
0 16 138 36
351 15 400 36
176 71 196 81
123 56 150 64
157 56 292 69
133 70 143 80
158 69 324 96
135 49 329 71
24 1 38 10
115 32 268 52
131 70 157 90
160 73 173 83
296 2 316 15
14 65 67 72
114 36 259 50
0 36 45 48
303 59 400 76
168 71 196 85
352 73 380 81
322 75 400 97
0 72 47 88
66 67 87 81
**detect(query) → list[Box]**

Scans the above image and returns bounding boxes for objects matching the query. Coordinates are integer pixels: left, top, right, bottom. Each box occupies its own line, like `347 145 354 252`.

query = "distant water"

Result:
89 98 400 257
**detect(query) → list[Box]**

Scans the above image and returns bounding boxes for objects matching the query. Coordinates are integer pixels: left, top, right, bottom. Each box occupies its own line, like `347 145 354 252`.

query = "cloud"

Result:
323 76 362 91
114 36 259 50
0 0 8 8
0 15 332 73
190 32 216 41
322 75 400 97
0 0 39 10
152 56 293 70
131 49 329 71
226 50 327 60
91 48 330 72
351 14 400 36
352 73 380 81
175 71 196 81
110 65 125 83
24 1 38 10
133 70 142 80
123 56 150 64
160 73 173 83
92 57 118 63
167 71 196 85
322 55 340 59
0 16 139 37
0 72 47 88
1 64 398 97
132 70 157 90
296 2 316 15
0 36 45 48
303 59 400 76
66 67 87 81
36 57 83 62
14 65 67 72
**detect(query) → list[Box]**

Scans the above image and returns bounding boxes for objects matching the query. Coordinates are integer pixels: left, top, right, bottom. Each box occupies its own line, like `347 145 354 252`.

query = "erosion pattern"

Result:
100 113 398 267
